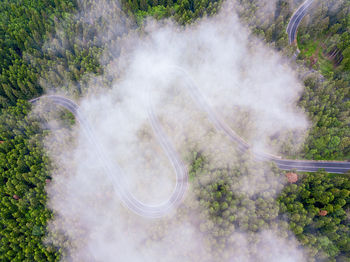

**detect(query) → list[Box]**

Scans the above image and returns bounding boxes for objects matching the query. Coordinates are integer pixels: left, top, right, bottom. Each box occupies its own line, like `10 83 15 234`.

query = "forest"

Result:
0 0 349 261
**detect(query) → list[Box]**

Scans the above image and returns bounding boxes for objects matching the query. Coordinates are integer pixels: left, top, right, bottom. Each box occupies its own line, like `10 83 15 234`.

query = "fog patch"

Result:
37 0 310 261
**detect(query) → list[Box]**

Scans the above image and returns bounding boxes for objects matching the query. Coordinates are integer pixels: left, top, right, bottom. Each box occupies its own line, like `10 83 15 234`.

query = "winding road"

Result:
169 68 350 174
31 95 188 218
31 67 349 217
287 0 314 45
30 2 350 217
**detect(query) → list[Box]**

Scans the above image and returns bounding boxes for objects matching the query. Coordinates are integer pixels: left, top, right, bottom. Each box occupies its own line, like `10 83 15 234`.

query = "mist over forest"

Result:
0 0 349 261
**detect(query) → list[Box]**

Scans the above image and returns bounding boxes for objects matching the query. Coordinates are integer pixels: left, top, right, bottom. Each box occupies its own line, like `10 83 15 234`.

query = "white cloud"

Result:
40 1 310 261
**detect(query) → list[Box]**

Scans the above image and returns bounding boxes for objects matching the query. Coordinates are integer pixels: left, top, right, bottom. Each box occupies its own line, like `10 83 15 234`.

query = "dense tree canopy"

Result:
0 0 349 261
0 101 59 261
121 0 223 25
279 172 350 261
190 153 350 261
0 0 75 108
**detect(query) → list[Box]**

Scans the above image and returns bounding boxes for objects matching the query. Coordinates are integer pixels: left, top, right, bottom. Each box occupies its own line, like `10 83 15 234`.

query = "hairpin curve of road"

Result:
30 94 188 218
30 67 350 218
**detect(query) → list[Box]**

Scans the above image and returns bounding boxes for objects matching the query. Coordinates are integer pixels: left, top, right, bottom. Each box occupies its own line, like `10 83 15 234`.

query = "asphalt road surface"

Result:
171 68 350 174
30 69 349 217
287 0 314 45
30 95 188 218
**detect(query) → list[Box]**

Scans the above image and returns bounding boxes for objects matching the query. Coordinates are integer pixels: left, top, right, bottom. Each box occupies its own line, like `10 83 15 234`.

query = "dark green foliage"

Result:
293 0 350 160
190 153 285 257
189 151 206 180
300 75 350 160
0 0 75 108
233 0 350 160
0 101 59 261
278 172 350 260
0 0 349 261
190 151 350 261
121 0 222 25
297 0 350 79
